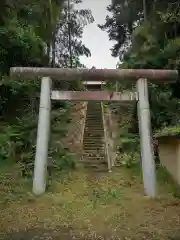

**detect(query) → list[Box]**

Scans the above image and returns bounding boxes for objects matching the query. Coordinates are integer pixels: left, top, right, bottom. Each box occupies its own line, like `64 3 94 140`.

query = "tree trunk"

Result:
51 31 56 68
47 42 51 66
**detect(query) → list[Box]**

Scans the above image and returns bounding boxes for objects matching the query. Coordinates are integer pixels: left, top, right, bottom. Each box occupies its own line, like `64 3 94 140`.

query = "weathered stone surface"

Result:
11 67 178 82
51 90 138 102
66 101 87 154
82 101 107 171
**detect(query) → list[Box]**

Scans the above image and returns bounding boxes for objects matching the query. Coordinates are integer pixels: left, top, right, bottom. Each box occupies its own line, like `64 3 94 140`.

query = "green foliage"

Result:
121 136 139 151
155 125 180 138
149 86 180 129
56 0 94 67
54 153 76 171
0 126 16 162
101 0 180 131
49 107 76 174
157 166 180 199
0 110 38 174
0 0 93 178
90 186 122 203
0 102 77 177
0 21 45 75
120 152 140 169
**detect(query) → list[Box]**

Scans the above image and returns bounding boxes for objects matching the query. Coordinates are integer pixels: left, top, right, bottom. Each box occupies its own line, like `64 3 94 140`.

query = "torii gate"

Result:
10 67 178 197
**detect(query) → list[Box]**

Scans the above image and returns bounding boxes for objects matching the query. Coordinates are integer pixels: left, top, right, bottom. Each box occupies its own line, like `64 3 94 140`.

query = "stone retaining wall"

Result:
66 101 87 155
103 104 118 168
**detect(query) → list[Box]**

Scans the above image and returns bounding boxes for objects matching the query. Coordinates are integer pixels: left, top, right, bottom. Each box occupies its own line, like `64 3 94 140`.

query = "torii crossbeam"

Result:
10 67 178 197
11 67 177 81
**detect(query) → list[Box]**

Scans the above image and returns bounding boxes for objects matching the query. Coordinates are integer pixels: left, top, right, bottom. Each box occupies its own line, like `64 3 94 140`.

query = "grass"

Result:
0 164 180 239
157 165 180 198
1 100 180 239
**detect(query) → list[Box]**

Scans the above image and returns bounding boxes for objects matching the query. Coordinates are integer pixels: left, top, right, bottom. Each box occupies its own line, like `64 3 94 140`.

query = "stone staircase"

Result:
81 101 108 171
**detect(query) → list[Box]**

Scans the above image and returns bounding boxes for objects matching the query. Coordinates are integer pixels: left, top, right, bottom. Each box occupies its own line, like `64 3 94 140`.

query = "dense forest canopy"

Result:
0 0 94 73
0 0 94 169
100 0 180 64
100 0 180 131
1 0 180 169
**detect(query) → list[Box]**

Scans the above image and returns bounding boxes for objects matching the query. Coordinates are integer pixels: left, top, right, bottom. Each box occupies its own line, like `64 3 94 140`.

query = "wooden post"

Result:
33 77 51 195
136 78 157 197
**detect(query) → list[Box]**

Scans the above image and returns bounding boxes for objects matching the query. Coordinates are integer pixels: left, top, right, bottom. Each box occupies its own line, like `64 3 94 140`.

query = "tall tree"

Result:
99 0 180 60
100 0 180 130
56 0 94 67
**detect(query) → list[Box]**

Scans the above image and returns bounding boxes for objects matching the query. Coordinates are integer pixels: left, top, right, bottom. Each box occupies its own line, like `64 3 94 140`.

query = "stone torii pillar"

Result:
33 77 51 195
137 78 156 197
10 67 178 197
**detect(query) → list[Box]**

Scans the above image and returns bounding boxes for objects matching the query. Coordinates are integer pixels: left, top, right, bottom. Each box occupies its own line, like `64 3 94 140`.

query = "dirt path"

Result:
1 167 180 239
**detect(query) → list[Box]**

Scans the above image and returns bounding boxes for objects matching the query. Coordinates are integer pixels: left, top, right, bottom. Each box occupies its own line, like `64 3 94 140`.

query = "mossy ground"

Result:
1 163 180 240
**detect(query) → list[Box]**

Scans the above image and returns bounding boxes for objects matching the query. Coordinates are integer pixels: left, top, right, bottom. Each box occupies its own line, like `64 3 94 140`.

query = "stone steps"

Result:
84 144 104 151
82 100 107 171
84 134 103 138
83 143 104 147
84 124 102 126
83 141 104 146
84 129 103 132
83 151 105 155
85 118 102 121
83 141 104 144
84 131 103 134
80 159 106 164
83 158 105 163
83 147 104 151
85 123 103 125
84 136 104 140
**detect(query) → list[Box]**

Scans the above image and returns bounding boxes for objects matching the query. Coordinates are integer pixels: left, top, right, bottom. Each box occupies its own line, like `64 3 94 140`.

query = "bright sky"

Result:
77 0 118 69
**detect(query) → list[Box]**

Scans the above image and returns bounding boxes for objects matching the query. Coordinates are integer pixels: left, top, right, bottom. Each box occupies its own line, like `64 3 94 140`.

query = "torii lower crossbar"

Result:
51 90 138 101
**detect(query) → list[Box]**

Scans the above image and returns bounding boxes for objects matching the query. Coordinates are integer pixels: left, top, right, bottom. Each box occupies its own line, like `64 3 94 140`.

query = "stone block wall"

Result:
158 138 180 185
66 101 87 155
103 105 118 167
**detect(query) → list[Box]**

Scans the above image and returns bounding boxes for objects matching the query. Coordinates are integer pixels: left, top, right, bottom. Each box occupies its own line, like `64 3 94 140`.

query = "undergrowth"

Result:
0 98 76 195
109 101 180 199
